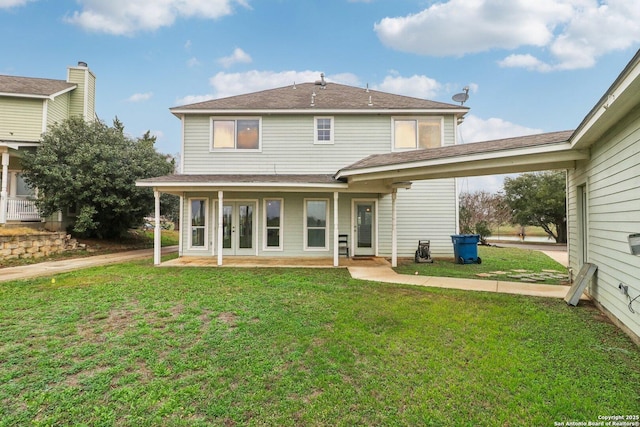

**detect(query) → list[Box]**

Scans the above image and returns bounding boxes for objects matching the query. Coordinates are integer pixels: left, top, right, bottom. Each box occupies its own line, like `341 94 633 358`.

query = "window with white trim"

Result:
304 199 329 250
392 117 442 150
264 199 283 250
314 117 334 144
16 173 35 197
211 118 261 150
189 198 208 249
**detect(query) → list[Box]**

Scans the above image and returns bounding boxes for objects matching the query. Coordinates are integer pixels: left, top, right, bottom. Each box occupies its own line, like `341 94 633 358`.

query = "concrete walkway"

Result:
347 265 580 299
0 245 582 300
0 246 178 282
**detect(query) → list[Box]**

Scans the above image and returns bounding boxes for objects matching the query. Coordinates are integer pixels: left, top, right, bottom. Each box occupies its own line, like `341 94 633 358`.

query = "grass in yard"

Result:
396 245 569 285
0 263 638 426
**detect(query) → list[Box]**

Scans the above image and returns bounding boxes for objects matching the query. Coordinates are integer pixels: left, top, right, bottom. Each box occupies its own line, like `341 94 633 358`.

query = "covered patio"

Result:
141 130 588 269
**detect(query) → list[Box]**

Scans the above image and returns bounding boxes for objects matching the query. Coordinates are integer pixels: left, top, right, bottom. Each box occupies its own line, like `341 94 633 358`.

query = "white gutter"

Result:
170 108 469 117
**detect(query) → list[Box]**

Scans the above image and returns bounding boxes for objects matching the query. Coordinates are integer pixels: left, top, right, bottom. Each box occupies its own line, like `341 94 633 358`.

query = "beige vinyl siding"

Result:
378 180 457 257
0 96 44 141
68 68 86 118
182 114 457 174
567 107 640 339
46 93 70 128
85 71 96 120
443 115 456 147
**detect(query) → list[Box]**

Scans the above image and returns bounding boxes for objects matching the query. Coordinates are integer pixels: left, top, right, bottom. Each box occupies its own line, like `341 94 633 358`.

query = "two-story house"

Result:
139 79 468 266
0 61 96 230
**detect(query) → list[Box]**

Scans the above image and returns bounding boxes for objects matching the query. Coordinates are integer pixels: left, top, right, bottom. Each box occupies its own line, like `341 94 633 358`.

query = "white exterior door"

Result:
221 201 256 256
353 201 376 256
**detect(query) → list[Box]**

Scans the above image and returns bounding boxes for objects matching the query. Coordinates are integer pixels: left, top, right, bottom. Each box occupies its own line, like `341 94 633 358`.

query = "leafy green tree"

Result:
21 117 174 238
503 171 567 243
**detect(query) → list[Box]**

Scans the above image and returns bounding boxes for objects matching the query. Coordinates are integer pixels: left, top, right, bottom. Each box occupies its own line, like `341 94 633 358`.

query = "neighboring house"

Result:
138 79 469 266
0 61 96 230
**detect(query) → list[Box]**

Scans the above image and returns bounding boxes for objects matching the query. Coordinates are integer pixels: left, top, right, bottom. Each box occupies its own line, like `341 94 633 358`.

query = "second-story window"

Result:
211 118 260 150
314 117 334 144
392 117 442 150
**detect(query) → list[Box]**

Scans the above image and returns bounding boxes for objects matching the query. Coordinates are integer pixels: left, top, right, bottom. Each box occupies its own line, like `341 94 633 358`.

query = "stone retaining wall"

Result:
0 232 79 261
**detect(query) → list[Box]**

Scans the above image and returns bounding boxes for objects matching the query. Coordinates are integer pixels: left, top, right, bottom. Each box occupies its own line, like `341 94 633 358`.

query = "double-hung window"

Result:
314 117 334 144
305 199 328 250
211 118 261 150
393 117 443 150
264 199 283 250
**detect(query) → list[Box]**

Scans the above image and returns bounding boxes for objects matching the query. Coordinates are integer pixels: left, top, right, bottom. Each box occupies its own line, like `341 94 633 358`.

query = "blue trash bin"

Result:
451 234 482 264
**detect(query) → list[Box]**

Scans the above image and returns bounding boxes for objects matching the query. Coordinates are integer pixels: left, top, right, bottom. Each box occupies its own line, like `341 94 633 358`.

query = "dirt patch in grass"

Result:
217 312 238 328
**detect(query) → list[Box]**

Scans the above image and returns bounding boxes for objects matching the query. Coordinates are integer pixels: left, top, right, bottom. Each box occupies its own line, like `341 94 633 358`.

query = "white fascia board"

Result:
0 141 40 149
49 85 77 99
571 57 640 148
337 142 586 179
170 108 469 116
0 92 49 100
136 181 348 190
0 85 76 100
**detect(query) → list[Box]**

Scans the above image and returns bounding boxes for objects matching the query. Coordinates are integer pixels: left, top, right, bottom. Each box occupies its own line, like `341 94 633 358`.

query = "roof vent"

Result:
368 95 373 106
77 61 88 67
311 91 316 107
315 73 327 88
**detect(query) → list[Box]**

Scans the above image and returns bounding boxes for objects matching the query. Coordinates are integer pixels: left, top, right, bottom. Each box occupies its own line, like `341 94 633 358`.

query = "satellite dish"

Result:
452 86 470 105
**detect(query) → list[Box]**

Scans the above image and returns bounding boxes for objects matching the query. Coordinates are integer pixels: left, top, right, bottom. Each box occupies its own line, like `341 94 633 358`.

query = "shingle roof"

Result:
172 82 468 112
137 174 345 185
339 130 575 172
0 75 75 97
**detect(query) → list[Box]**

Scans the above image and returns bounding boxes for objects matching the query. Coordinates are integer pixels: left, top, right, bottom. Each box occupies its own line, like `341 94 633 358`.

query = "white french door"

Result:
219 201 256 256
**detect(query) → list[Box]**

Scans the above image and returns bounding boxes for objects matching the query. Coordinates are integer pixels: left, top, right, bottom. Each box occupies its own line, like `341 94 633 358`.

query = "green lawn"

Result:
1 261 638 426
396 245 569 285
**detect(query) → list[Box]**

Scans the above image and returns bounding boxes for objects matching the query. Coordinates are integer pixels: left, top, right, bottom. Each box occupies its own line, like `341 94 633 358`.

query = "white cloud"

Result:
127 92 153 102
374 0 640 71
372 74 441 99
175 94 215 106
457 114 544 193
459 114 543 144
207 70 360 99
498 54 553 72
0 0 32 7
65 0 248 35
187 57 201 67
218 48 252 68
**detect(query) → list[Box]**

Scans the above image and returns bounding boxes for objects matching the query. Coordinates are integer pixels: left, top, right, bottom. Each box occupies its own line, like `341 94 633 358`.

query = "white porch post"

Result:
333 192 339 267
178 195 184 256
217 190 224 266
153 190 161 265
391 189 398 268
1 151 10 224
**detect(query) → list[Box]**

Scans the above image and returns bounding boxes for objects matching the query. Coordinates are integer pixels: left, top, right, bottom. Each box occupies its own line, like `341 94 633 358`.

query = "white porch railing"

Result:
6 197 42 221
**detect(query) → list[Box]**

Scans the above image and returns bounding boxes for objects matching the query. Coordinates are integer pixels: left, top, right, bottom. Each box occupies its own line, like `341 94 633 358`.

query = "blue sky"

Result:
1 0 639 192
